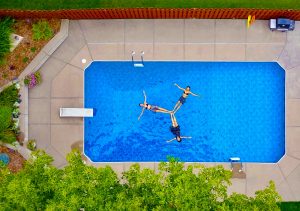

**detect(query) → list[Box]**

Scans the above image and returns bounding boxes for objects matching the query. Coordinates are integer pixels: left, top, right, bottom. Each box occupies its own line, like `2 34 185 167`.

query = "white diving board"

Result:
60 108 93 117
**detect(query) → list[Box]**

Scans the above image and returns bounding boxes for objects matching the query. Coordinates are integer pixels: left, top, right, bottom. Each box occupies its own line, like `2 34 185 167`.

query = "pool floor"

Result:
84 61 285 163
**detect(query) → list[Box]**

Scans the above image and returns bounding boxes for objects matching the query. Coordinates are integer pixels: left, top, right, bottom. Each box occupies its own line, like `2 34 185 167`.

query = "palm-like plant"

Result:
0 106 16 144
0 17 14 65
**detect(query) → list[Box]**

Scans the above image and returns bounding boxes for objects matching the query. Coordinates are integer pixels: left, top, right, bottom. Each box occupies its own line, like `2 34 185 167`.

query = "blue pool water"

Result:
84 62 285 163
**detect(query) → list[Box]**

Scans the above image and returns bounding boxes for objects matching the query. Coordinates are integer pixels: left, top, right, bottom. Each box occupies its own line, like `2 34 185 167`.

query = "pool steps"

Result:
131 51 144 68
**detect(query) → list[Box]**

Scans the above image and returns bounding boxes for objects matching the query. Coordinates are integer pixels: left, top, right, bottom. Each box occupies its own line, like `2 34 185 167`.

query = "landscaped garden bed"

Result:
0 145 25 172
0 83 26 171
0 18 60 87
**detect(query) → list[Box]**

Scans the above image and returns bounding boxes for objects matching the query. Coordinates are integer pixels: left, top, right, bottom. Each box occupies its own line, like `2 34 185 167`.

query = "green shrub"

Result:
24 71 42 88
0 106 16 144
2 73 8 79
0 17 14 65
279 202 300 211
0 84 19 144
24 77 30 86
32 20 53 41
0 84 19 107
0 130 16 144
0 106 12 132
30 47 37 52
27 139 37 151
35 71 42 84
22 57 29 63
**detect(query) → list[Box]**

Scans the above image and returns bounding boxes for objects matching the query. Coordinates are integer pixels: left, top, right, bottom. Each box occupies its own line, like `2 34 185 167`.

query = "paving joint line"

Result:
277 31 288 61
285 63 300 70
278 162 300 200
29 123 51 125
123 20 126 60
245 164 248 195
87 42 285 45
213 20 216 61
49 69 53 150
277 44 287 62
153 20 156 60
51 123 83 125
77 20 94 62
277 163 296 199
183 19 186 61
29 97 50 99
48 62 69 89
45 145 67 165
50 55 85 76
245 21 247 60
282 161 300 178
51 97 83 99
286 154 300 161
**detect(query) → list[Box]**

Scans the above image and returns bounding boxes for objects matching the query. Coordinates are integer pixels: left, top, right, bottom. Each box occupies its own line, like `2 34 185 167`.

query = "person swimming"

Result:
167 113 192 143
172 83 199 114
138 90 172 120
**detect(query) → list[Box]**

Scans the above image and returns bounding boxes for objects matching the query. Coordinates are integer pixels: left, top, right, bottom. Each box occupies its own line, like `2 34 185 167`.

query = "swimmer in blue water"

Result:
172 83 199 113
167 113 192 143
138 90 171 120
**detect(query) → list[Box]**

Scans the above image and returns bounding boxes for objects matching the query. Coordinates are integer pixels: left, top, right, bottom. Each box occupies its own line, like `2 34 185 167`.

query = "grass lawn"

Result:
279 202 300 211
0 0 300 10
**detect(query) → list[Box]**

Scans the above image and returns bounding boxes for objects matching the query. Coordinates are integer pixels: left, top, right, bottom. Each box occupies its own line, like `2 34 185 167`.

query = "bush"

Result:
32 20 53 41
0 106 12 132
0 130 16 144
24 71 42 88
0 106 17 144
0 84 19 107
27 139 37 151
0 17 14 65
0 84 20 144
279 202 300 211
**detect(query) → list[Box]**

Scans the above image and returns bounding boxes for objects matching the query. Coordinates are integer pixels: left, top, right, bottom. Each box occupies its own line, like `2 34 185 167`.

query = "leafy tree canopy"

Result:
0 150 281 210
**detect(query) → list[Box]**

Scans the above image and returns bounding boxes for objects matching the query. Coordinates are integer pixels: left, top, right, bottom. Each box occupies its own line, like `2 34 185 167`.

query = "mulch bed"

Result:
0 18 61 87
0 145 26 173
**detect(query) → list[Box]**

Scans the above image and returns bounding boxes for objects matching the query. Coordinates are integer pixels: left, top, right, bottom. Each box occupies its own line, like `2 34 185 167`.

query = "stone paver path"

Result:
28 19 300 200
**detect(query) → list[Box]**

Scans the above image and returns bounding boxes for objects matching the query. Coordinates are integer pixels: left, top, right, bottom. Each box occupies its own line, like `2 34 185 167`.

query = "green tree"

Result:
224 181 281 211
113 158 232 210
0 150 59 210
0 151 282 210
46 150 122 210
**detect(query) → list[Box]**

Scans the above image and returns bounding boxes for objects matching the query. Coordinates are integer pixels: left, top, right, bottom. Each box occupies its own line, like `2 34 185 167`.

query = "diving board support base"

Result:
230 157 246 179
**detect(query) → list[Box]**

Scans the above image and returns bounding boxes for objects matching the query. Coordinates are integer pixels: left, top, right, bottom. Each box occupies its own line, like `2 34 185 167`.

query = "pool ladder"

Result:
131 51 144 67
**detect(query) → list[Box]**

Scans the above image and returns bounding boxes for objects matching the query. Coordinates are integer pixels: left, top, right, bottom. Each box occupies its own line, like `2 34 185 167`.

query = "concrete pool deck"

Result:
27 19 300 201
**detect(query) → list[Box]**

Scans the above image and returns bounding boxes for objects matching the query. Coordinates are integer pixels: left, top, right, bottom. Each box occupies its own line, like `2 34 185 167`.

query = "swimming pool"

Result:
84 62 285 163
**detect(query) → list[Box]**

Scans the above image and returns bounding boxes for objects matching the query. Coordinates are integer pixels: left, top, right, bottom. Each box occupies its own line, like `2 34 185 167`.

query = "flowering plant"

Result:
24 71 42 88
14 82 20 90
27 139 37 151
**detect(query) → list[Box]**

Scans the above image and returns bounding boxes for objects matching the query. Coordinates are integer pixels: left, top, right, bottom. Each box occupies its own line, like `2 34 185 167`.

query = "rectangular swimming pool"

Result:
84 62 285 163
